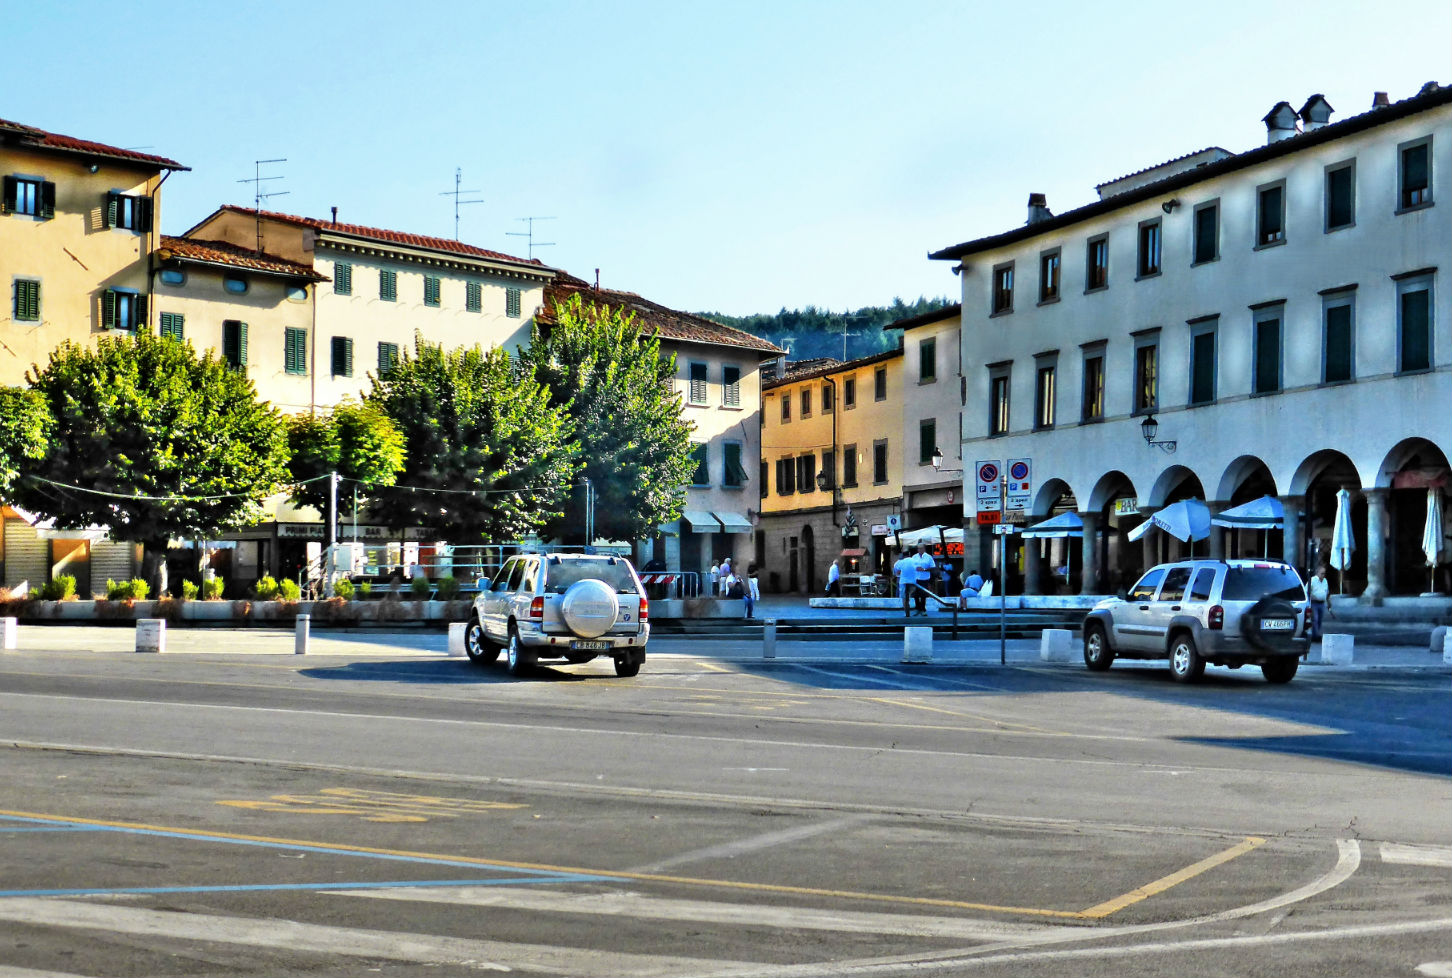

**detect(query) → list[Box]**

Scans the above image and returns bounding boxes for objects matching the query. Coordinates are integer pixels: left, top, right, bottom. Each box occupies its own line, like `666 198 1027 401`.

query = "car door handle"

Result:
1138 605 1150 610
1170 605 1181 611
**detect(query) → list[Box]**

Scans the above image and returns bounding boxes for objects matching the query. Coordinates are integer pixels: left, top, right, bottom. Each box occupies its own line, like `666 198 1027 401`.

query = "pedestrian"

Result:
721 557 732 595
744 562 760 619
892 550 915 618
912 544 936 616
708 560 719 598
825 559 841 597
1307 564 1331 640
958 568 984 610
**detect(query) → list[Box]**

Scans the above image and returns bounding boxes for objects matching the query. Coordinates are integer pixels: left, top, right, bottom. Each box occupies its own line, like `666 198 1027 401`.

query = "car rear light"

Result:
528 597 544 620
1303 605 1312 632
638 596 649 622
1207 605 1224 630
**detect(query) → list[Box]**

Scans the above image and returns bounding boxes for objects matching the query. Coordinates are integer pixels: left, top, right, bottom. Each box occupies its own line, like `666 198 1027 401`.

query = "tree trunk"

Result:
141 541 169 599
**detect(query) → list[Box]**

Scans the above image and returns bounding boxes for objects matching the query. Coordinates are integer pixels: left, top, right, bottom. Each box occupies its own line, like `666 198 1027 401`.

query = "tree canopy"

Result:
0 386 50 498
286 400 407 518
698 296 954 362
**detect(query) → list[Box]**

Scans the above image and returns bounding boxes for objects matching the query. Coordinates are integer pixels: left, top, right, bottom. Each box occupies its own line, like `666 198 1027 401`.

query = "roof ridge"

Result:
0 116 186 170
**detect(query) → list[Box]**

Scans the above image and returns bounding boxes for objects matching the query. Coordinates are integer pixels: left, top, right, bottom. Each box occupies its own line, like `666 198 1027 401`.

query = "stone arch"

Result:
1032 477 1077 517
1377 436 1451 489
1088 470 1137 513
1216 455 1278 503
1289 449 1361 496
1147 465 1206 508
1375 438 1451 595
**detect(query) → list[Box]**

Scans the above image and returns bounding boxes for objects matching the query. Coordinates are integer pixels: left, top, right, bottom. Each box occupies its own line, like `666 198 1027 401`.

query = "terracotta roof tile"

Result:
0 116 186 170
763 347 902 390
159 236 328 281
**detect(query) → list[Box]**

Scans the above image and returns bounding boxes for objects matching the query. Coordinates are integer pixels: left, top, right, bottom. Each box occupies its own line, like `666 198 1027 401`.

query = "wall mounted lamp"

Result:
1140 415 1177 454
1161 198 1180 213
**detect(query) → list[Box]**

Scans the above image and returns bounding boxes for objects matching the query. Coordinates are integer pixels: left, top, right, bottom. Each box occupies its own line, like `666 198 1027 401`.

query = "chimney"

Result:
1027 192 1053 224
330 206 338 224
1372 91 1390 108
594 267 600 290
1262 101 1300 144
1299 94 1334 131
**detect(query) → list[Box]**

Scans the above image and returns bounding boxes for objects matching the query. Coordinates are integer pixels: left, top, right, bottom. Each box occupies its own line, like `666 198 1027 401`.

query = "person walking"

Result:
892 549 915 618
744 563 760 619
708 560 720 598
1307 564 1331 641
912 544 936 616
719 557 733 596
825 559 841 597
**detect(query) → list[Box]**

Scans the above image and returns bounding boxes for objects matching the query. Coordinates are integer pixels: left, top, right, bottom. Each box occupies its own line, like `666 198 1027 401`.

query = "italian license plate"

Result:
1262 619 1294 631
570 640 610 651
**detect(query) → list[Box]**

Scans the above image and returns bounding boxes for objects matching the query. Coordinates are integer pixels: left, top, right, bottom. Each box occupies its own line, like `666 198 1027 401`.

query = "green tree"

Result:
0 386 50 497
518 293 694 544
10 331 290 595
366 338 578 543
286 400 407 520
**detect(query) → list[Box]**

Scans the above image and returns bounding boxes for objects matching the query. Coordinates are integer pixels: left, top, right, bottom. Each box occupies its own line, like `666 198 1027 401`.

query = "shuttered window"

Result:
13 279 40 322
723 365 741 407
105 192 152 231
505 287 522 318
423 275 441 307
724 442 748 487
284 327 307 374
2 176 55 219
796 454 816 493
688 362 708 405
222 320 248 370
379 269 397 302
1398 284 1432 373
334 262 353 295
331 336 354 377
378 341 400 376
842 444 858 487
102 290 146 330
691 444 710 486
1323 303 1353 383
1253 315 1281 394
465 282 482 312
159 312 185 342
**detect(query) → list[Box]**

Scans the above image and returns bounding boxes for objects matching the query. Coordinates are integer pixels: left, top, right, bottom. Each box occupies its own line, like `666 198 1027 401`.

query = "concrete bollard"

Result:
135 619 166 654
1 617 16 651
1432 625 1448 655
295 614 310 655
763 619 777 659
902 625 933 664
1039 628 1074 662
1443 629 1452 666
447 622 467 657
1321 633 1354 666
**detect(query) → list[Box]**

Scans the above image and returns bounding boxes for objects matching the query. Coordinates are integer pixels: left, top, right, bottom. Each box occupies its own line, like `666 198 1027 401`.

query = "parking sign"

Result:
1006 458 1032 513
975 460 1002 513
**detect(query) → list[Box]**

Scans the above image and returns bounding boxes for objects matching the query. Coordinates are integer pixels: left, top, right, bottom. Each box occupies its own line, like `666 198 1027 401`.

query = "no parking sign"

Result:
975 460 1002 513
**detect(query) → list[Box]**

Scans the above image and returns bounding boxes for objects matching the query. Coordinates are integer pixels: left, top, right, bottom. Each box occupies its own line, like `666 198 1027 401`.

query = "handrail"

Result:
906 582 959 640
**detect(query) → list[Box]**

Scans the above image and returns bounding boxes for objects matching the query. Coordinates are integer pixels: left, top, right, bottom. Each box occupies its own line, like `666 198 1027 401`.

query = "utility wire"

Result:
20 473 334 503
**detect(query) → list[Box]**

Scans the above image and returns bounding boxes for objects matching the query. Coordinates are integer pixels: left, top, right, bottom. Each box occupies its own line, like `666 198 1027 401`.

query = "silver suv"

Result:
1082 559 1310 683
464 553 649 677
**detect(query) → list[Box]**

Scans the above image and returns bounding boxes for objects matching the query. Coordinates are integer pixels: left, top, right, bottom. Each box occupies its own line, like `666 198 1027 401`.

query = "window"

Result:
333 262 353 295
776 457 796 495
2 176 55 219
1397 275 1433 373
724 442 748 488
872 440 888 485
159 312 184 343
691 444 709 487
1193 201 1219 264
1134 337 1158 413
101 289 145 330
285 285 308 303
988 365 1010 436
222 320 248 370
779 392 790 422
284 327 306 374
1189 569 1215 602
505 287 522 318
843 376 856 408
842 444 858 487
1325 161 1355 231
874 366 887 401
760 461 768 498
1256 181 1285 247
1081 347 1105 422
1188 317 1218 405
919 418 936 466
378 341 400 376
12 279 40 322
1128 568 1166 601
723 365 741 407
686 362 709 406
1086 235 1109 291
822 381 835 412
423 275 441 307
330 335 353 377
820 449 835 488
105 192 152 232
991 262 1014 314
1252 306 1283 394
800 388 812 418
379 269 397 302
1034 361 1056 430
465 281 482 313
159 268 186 286
796 454 816 493
1039 249 1061 302
1158 567 1192 602
1322 293 1354 383
1136 219 1162 277
223 276 248 295
1398 137 1432 210
919 336 936 382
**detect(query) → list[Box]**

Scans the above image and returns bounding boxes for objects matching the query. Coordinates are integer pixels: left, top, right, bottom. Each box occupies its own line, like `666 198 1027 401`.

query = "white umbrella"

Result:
1211 495 1284 558
1128 499 1211 543
1021 512 1083 538
1422 487 1443 594
1329 488 1355 594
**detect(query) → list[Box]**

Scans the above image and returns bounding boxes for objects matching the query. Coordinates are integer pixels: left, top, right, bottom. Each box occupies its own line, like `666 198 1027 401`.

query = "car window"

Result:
520 560 540 594
1223 565 1305 602
491 559 516 591
1128 568 1166 601
1158 567 1192 602
545 558 639 595
505 560 527 592
1188 568 1215 601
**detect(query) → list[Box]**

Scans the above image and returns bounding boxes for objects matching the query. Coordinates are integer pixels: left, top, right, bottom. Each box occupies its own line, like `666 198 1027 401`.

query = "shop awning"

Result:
840 548 867 557
712 511 753 533
680 510 720 533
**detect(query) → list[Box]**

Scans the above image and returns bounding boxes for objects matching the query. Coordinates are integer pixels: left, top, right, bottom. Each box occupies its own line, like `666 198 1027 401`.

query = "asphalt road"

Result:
0 632 1448 977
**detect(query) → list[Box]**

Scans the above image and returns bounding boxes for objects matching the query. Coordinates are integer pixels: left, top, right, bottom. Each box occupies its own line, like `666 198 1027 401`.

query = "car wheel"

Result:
506 627 533 677
1083 623 1114 671
614 651 643 678
1169 633 1205 683
464 617 499 664
1262 657 1299 683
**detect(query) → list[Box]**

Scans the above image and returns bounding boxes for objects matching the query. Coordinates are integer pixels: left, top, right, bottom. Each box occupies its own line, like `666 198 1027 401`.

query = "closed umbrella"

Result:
1211 495 1284 558
1128 499 1211 544
1329 488 1355 594
1422 487 1443 594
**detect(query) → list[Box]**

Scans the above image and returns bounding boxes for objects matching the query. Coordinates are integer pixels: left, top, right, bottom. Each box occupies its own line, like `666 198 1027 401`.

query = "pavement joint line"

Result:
867 696 1059 734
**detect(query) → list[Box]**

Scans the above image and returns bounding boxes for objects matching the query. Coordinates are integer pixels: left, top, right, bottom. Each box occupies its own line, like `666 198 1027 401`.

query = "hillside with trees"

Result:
698 296 954 362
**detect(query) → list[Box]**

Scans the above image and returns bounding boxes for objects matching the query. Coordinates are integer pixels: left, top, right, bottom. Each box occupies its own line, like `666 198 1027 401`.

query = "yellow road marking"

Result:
217 787 526 823
1077 836 1267 918
695 661 731 673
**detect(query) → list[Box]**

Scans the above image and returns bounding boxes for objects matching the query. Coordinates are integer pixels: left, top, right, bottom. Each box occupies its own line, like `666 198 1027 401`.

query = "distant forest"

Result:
699 296 955 363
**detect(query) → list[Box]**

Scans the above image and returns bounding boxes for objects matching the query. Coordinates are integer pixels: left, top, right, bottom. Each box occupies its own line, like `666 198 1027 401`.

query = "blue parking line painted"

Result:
0 825 99 833
0 875 608 899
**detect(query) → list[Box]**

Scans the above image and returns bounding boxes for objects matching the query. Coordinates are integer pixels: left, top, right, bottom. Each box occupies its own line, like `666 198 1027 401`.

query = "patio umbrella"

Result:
1128 499 1211 544
1022 513 1083 587
1422 487 1443 594
1211 495 1285 558
1329 488 1355 594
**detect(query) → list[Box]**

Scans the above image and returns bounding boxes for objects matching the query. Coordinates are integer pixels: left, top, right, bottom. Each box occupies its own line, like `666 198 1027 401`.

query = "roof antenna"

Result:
236 158 287 253
506 216 556 259
438 168 482 240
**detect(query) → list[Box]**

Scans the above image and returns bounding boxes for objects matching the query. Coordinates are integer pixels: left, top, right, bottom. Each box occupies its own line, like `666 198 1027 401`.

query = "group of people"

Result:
709 557 761 618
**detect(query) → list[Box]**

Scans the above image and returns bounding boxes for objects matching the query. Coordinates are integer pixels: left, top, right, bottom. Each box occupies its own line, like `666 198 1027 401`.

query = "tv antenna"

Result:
839 313 867 361
438 168 483 240
237 158 288 254
506 216 556 259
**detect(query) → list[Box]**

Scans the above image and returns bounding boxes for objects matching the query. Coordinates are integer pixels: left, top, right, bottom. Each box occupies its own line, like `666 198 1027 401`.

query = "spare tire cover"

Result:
561 579 620 638
1240 596 1297 651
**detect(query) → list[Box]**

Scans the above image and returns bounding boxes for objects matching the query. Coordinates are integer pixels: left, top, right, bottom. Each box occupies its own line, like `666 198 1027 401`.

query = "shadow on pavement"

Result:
298 659 595 685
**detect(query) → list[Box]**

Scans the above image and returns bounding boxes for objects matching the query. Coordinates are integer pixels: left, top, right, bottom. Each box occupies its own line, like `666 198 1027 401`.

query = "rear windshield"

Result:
545 559 639 595
1223 566 1305 602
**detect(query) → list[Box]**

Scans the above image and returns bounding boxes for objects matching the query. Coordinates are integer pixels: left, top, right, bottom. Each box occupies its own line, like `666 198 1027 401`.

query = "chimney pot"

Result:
1026 193 1053 224
1372 91 1390 108
1262 101 1300 144
330 206 338 224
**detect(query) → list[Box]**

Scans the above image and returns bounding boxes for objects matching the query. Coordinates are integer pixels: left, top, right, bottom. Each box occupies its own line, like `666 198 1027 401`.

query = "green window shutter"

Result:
344 337 353 377
134 294 148 329
466 282 481 312
723 366 740 407
334 262 352 295
105 192 119 228
424 276 440 307
506 287 521 318
378 341 398 375
137 196 153 232
1400 289 1431 372
14 280 39 321
692 444 709 486
380 269 396 301
159 312 184 341
285 327 306 374
101 289 116 328
222 321 239 366
38 181 56 220
238 322 248 368
1 176 15 213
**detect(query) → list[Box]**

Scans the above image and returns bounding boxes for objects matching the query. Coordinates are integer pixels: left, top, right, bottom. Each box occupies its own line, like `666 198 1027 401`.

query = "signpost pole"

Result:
999 473 1007 666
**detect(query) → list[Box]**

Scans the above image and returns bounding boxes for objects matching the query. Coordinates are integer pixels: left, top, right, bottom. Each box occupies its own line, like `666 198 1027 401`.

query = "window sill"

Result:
842 483 859 490
1083 285 1108 295
719 404 744 411
1190 256 1219 267
1319 377 1355 388
1253 238 1287 251
687 401 710 409
1395 366 1433 377
844 404 856 410
1186 398 1215 408
1079 415 1105 425
1032 424 1056 432
1036 295 1061 307
1396 201 1434 216
918 377 937 386
1324 222 1355 234
1250 388 1282 397
1134 269 1162 281
989 308 1014 318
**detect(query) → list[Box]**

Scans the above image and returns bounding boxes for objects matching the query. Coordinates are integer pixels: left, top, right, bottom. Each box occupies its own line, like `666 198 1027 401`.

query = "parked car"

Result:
1081 559 1310 683
464 553 649 677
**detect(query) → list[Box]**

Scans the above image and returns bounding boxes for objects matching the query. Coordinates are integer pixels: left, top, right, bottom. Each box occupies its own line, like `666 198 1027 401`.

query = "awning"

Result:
681 510 720 533
892 525 963 546
840 548 867 557
712 511 753 533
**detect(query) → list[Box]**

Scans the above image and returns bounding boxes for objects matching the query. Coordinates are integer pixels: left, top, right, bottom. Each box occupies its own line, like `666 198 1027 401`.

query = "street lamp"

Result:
815 467 840 527
931 447 964 476
1139 415 1177 454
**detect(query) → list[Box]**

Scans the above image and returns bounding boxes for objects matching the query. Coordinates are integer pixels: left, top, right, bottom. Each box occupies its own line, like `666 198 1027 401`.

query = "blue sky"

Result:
5 1 1449 315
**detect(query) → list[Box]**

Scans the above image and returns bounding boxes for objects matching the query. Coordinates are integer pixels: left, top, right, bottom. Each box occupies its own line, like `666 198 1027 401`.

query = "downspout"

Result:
145 168 175 330
824 375 839 527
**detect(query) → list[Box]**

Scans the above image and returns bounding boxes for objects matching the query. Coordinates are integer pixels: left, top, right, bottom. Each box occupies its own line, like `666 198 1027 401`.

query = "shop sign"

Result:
1113 498 1140 516
870 523 890 536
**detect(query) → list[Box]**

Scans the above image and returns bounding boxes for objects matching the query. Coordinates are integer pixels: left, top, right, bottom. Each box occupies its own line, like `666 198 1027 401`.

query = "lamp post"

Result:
1140 415 1177 454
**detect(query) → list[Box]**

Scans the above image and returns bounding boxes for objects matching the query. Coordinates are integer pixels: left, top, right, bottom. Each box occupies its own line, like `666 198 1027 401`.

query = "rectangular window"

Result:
1134 340 1158 413
777 457 796 495
919 336 937 382
284 326 307 374
872 440 888 485
1086 235 1109 291
222 320 248 370
1137 219 1162 277
989 367 1010 437
505 287 522 318
1253 309 1282 394
796 454 816 493
874 367 887 401
159 311 185 343
820 449 835 488
1193 201 1219 264
691 444 710 487
1398 277 1433 373
379 269 397 302
722 365 741 407
465 281 482 312
12 278 40 322
1323 296 1354 383
1399 137 1432 210
991 262 1014 314
2 176 56 219
760 461 769 498
330 335 353 377
1325 161 1355 231
105 192 152 232
1034 363 1056 429
423 275 441 307
723 441 748 488
334 262 353 295
688 362 708 405
821 381 834 412
842 444 858 487
800 388 812 418
843 376 856 408
1256 181 1285 246
919 418 936 466
1081 350 1105 422
102 289 145 331
779 392 790 422
1189 319 1217 405
378 341 400 376
1039 249 1061 302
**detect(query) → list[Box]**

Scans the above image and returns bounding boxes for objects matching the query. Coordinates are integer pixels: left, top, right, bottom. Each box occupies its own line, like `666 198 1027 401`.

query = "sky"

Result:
4 1 1450 317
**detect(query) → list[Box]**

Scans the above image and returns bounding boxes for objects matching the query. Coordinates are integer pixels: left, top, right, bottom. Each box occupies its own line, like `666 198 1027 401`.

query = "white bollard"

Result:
763 619 777 659
135 619 166 654
1443 629 1452 666
1 617 16 651
1039 628 1074 662
903 625 933 664
1432 625 1448 656
295 614 310 655
447 622 467 657
1321 633 1354 666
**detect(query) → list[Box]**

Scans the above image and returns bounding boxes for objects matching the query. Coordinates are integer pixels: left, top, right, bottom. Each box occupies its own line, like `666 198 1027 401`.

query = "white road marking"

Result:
0 967 94 978
792 665 921 689
1417 963 1452 977
1382 843 1452 868
625 814 874 873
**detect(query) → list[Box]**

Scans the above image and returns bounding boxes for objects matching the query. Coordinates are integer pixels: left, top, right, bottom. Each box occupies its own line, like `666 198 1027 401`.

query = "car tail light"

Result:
638 596 649 622
1207 605 1224 630
528 597 544 621
1303 605 1312 632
